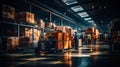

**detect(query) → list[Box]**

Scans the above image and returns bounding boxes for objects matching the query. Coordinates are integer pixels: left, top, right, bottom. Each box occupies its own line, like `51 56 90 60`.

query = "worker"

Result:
74 32 79 50
87 34 92 45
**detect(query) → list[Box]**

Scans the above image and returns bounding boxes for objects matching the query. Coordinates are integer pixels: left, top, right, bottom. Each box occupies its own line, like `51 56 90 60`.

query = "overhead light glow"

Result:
78 12 89 17
84 18 92 20
88 20 94 23
71 5 84 12
61 0 78 5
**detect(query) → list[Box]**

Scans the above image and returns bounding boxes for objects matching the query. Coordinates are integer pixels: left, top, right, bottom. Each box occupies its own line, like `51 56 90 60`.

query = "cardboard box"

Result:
63 41 68 49
68 40 71 48
53 32 63 50
36 20 45 28
15 12 34 23
19 37 32 47
45 22 52 28
2 4 15 20
2 37 19 50
63 33 69 40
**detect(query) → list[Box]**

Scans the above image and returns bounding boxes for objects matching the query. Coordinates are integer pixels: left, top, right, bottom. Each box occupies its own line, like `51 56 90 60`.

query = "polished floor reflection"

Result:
0 45 120 67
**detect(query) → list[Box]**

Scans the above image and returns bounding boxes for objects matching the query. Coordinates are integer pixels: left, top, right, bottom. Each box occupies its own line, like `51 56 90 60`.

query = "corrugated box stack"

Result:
34 29 41 42
51 23 56 29
63 33 69 49
2 37 19 51
7 37 19 50
53 32 63 50
85 27 95 34
19 28 32 47
45 22 53 28
19 37 32 47
15 12 34 23
55 26 66 32
2 4 15 20
36 19 45 28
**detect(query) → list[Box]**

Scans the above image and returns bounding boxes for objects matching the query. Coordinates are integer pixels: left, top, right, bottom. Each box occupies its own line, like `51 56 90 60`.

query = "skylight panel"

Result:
88 20 94 23
78 12 89 17
61 0 78 5
71 5 84 12
84 17 92 20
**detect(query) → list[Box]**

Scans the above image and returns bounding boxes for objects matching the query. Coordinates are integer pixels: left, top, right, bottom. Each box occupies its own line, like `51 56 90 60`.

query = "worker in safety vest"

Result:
87 34 92 45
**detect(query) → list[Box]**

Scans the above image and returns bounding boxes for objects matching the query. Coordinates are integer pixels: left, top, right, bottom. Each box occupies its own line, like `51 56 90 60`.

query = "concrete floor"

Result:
0 44 120 67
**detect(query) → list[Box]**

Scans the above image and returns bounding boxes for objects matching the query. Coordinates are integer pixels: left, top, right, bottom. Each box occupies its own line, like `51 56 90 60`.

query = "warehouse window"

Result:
61 0 78 5
78 12 89 17
71 5 84 12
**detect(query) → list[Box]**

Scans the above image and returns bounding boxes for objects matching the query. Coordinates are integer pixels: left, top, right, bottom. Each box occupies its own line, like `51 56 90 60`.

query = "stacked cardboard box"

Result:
2 4 15 20
19 37 32 47
68 40 71 48
55 26 66 32
85 27 95 34
51 23 56 29
69 37 74 47
65 27 75 37
2 37 19 51
63 33 69 49
34 29 41 42
7 37 19 50
7 30 18 36
45 22 53 28
15 12 34 23
53 32 63 50
36 20 45 28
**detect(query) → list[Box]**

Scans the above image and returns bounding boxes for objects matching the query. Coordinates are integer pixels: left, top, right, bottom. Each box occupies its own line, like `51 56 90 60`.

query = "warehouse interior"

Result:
0 0 120 67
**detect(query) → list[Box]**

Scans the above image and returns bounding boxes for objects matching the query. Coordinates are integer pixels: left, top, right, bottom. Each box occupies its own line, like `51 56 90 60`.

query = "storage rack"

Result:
110 19 120 52
0 0 79 51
